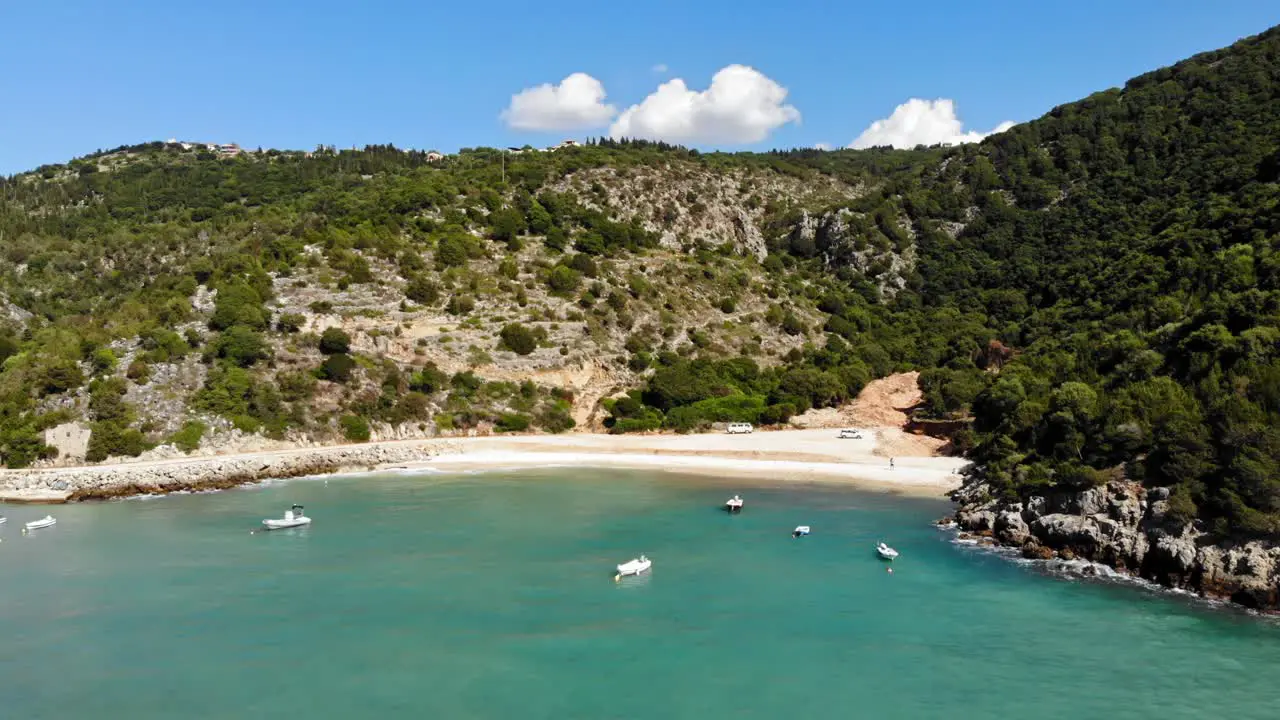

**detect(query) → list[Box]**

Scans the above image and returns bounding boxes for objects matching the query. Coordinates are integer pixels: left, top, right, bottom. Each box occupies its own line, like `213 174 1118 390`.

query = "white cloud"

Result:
609 64 800 144
501 73 616 131
814 142 832 151
651 63 668 74
848 98 1013 149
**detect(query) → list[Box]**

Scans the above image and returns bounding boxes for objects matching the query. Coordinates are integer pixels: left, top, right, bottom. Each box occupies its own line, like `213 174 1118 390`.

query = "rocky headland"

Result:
949 479 1280 611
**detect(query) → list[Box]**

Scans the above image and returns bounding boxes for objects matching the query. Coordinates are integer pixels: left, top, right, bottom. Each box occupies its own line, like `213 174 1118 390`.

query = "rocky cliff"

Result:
950 480 1280 611
787 209 915 296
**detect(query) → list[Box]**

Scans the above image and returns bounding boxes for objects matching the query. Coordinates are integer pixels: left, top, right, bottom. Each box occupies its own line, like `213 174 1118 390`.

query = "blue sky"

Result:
1 0 1277 174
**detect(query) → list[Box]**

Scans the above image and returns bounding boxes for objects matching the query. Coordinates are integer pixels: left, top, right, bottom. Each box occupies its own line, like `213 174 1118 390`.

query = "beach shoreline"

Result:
0 428 968 503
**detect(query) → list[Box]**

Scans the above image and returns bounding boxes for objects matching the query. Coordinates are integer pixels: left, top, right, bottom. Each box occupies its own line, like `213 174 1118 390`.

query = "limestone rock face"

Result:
994 507 1031 545
787 209 914 297
952 478 1280 612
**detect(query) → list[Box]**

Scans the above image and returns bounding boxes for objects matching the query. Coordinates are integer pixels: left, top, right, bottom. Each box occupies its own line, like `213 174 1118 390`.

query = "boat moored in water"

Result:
793 525 811 537
262 505 311 530
25 515 56 531
724 495 744 513
876 542 899 560
615 555 652 580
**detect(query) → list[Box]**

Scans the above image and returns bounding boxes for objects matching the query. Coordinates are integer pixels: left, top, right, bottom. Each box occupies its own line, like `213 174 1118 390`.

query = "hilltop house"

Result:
547 139 580 152
425 150 444 162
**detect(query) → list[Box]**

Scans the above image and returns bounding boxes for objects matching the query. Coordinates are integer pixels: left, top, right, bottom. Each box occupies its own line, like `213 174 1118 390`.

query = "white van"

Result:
726 423 754 435
838 429 863 439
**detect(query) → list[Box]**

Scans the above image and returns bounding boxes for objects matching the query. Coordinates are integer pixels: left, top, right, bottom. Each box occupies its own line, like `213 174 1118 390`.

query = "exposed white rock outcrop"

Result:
951 479 1280 611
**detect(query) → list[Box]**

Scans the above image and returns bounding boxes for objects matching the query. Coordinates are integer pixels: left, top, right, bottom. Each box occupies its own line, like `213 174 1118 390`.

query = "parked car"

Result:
726 423 754 435
838 429 863 439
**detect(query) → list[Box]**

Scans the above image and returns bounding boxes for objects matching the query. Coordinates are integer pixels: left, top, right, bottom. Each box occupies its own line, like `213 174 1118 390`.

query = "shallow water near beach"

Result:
2 469 1279 719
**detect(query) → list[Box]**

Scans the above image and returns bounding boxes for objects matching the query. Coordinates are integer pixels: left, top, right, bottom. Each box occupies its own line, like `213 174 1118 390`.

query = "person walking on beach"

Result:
889 457 895 470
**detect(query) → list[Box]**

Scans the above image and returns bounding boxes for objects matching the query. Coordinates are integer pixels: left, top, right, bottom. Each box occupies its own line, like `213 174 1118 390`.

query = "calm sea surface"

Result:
2 469 1278 719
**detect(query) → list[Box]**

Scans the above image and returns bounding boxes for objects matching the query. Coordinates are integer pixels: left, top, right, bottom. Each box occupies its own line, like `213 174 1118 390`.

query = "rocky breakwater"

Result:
0 441 458 502
950 479 1280 611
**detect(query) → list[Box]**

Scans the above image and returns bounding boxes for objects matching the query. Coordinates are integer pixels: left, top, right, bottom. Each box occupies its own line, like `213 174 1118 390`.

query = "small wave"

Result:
118 488 224 502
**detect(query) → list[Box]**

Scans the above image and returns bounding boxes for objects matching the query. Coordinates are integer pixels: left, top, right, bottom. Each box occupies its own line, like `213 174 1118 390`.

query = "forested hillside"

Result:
1 27 1278 535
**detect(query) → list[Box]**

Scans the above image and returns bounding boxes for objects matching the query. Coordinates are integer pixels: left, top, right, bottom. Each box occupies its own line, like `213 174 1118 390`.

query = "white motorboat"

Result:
25 515 56 531
793 525 811 537
724 495 744 513
615 555 652 579
262 505 311 530
876 542 899 560
0 516 7 525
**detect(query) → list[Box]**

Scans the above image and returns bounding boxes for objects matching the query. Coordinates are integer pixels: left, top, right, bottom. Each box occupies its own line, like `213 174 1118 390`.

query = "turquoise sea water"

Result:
2 469 1279 719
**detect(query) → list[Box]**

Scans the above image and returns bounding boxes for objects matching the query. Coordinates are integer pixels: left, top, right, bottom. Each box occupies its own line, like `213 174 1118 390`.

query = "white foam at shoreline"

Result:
939 526 1270 617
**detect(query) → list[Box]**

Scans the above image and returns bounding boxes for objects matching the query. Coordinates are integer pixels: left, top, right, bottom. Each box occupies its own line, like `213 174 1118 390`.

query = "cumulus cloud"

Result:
609 64 800 144
814 142 832 151
848 98 1013 149
501 73 616 131
651 63 668 74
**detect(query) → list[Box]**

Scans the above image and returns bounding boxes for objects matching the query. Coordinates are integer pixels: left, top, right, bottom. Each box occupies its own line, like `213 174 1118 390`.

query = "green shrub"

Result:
495 413 532 432
499 323 538 355
210 282 269 331
89 377 131 423
405 276 441 305
340 415 371 442
547 266 581 294
537 403 576 433
446 295 476 315
409 363 449 394
86 422 148 462
499 257 519 279
91 348 117 375
170 421 207 453
781 312 806 336
0 335 18 366
317 353 357 382
435 235 473 268
277 371 317 402
611 414 663 433
319 327 352 355
277 313 305 333
126 360 150 383
568 254 599 277
38 360 85 396
392 392 433 422
210 327 270 367
142 328 190 361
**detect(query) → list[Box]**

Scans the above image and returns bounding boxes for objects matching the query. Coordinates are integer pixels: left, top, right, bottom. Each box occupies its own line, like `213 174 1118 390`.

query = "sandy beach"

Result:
0 426 968 502
424 428 966 495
